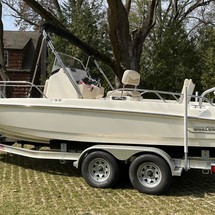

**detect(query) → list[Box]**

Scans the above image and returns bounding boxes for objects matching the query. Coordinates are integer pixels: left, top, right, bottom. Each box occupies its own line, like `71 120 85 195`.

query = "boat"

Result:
1 27 215 150
2 26 215 196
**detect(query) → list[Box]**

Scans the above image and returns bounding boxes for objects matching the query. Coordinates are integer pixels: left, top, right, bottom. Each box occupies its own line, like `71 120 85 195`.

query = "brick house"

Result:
2 31 46 97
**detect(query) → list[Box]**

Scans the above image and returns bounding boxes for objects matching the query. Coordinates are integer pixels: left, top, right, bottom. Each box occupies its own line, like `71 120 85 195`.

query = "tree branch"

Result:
125 0 131 13
163 0 173 22
179 0 215 22
2 1 38 28
52 0 62 17
107 0 131 78
186 15 215 26
173 0 180 21
140 0 158 40
22 0 116 74
23 0 66 30
130 0 159 72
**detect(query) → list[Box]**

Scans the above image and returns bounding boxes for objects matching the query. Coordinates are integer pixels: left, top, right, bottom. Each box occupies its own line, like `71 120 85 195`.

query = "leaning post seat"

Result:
122 70 141 86
106 70 142 100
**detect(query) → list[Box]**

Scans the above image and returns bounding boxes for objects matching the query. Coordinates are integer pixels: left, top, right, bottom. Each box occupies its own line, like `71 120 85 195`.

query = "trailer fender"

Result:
74 145 178 176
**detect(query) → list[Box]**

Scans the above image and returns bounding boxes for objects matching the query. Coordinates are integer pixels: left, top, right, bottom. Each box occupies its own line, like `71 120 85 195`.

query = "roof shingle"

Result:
3 31 41 50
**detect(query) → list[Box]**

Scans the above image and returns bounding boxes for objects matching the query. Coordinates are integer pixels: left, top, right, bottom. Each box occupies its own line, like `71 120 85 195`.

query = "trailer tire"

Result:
129 154 172 195
81 151 119 188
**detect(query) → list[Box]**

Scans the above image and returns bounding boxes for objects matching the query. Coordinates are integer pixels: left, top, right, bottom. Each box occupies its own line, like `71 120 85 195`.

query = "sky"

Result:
2 1 66 31
2 4 18 30
2 16 17 30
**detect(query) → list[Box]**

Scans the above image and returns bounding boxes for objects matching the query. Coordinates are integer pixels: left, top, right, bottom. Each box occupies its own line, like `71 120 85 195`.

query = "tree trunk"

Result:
107 0 158 76
24 0 155 83
130 0 157 72
107 0 131 81
23 0 118 77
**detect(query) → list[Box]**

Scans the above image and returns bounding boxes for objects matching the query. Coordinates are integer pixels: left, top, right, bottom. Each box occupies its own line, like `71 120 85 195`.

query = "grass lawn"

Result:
1 152 215 215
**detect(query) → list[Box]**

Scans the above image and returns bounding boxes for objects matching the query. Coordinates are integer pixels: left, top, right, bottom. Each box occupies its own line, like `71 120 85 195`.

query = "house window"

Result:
3 50 8 66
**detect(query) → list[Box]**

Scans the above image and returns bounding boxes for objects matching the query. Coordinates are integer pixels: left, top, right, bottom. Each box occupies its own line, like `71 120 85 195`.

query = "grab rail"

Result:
106 87 214 107
0 81 46 98
1 81 214 108
106 88 181 102
199 87 215 108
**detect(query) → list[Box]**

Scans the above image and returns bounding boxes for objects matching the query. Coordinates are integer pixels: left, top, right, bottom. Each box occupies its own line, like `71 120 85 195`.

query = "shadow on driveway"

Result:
0 153 80 177
1 152 215 197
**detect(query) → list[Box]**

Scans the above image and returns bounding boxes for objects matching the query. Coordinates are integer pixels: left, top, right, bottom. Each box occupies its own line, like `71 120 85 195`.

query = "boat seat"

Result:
178 79 195 103
106 70 142 100
122 70 141 86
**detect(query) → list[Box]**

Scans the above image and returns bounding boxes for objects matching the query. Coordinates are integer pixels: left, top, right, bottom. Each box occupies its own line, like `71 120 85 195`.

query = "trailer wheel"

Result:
129 154 172 195
81 151 119 188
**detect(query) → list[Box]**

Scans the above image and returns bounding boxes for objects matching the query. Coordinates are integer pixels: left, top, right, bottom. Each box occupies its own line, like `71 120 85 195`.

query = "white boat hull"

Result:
0 98 215 147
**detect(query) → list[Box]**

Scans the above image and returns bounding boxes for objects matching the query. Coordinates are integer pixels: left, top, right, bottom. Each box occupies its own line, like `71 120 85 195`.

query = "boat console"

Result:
43 68 104 99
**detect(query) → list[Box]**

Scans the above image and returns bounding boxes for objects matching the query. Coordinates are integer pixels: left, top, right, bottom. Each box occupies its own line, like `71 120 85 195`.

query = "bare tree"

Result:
2 0 215 83
20 0 160 82
107 0 159 80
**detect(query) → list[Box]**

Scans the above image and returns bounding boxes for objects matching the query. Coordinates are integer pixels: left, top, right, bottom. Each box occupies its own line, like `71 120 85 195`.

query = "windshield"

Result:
51 52 100 85
52 52 87 72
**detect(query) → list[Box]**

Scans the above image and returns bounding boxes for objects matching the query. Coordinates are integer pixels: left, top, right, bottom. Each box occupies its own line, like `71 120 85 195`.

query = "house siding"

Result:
7 50 23 70
2 31 45 98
